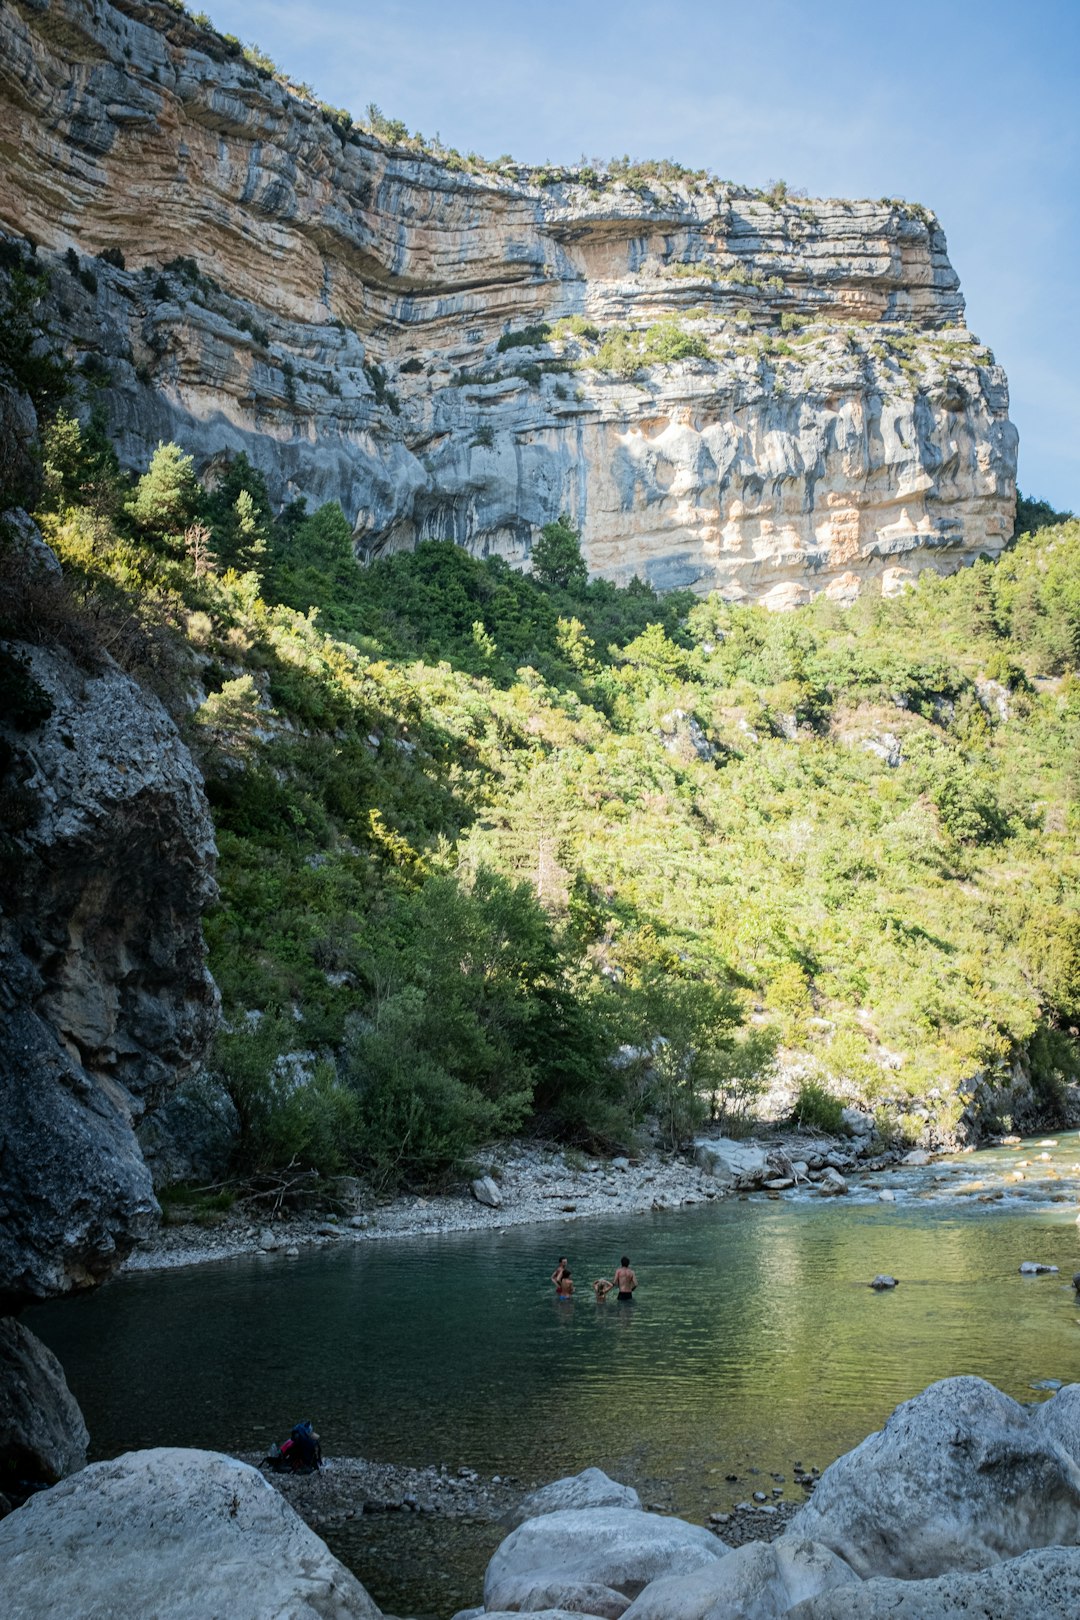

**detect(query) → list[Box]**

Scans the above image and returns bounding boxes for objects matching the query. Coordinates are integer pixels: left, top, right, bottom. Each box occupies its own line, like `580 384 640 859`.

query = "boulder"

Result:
0 1447 380 1620
901 1149 931 1166
485 1508 727 1605
484 1576 630 1617
868 1276 897 1290
0 1319 88 1490
817 1168 847 1196
621 1536 860 1620
1019 1261 1058 1274
472 1176 503 1208
693 1139 768 1186
788 1376 1080 1579
259 1228 280 1252
787 1545 1080 1618
840 1108 874 1138
509 1468 642 1527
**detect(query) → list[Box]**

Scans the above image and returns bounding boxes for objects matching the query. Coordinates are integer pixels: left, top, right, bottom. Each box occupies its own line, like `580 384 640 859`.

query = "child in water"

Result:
592 1278 613 1300
556 1268 574 1299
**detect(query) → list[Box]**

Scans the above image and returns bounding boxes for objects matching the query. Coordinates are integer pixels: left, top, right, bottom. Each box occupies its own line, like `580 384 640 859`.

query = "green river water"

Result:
27 1132 1080 1616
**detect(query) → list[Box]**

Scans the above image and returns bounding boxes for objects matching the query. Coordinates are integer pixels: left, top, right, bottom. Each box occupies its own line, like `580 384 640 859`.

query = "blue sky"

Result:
206 0 1079 510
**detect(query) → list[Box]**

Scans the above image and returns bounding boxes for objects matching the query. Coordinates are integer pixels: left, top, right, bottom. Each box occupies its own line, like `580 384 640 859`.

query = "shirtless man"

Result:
613 1256 637 1301
551 1256 569 1292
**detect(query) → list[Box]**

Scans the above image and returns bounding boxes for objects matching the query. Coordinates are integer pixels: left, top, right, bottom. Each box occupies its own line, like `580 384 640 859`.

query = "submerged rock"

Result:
788 1376 1080 1579
1019 1261 1058 1274
0 1448 380 1619
869 1276 898 1290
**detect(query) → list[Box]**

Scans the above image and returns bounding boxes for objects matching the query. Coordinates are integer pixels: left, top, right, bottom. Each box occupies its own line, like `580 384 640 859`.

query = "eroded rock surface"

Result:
0 1319 88 1494
0 1447 380 1620
789 1376 1080 1579
509 1468 643 1528
485 1508 728 1605
0 0 1015 602
621 1536 860 1620
0 639 217 1308
787 1545 1080 1619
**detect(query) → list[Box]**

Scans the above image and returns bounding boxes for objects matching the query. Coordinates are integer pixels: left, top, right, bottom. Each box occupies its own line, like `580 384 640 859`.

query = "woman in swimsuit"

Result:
555 1267 574 1299
551 1256 569 1292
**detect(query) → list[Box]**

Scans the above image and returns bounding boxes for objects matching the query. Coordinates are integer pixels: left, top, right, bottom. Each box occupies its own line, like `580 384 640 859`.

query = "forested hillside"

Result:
6 386 1076 1189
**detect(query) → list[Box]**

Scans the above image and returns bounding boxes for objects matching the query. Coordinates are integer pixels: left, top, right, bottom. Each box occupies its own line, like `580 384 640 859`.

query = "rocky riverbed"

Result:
124 1128 904 1274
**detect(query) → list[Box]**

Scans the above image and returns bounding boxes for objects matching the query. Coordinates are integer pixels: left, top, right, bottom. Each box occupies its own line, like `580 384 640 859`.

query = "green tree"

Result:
532 515 588 591
127 441 200 538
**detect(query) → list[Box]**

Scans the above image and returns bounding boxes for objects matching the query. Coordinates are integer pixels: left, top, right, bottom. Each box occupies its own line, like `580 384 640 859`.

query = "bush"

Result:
791 1079 845 1133
532 515 588 591
497 323 551 353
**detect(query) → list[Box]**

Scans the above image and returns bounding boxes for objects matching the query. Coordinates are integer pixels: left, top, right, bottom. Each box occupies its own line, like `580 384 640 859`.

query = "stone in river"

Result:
870 1275 898 1289
878 1190 896 1202
817 1168 848 1196
901 1149 931 1166
1019 1261 1059 1275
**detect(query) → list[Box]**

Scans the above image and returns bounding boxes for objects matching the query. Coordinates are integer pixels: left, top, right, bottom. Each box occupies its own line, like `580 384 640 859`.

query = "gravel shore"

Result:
124 1131 890 1275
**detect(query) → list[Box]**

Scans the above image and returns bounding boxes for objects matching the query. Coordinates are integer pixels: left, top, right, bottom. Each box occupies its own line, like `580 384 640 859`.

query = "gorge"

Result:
1 1 1079 1615
0 0 1017 603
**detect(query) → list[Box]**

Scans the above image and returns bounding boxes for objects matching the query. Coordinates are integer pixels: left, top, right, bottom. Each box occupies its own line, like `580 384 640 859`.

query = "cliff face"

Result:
0 0 1017 602
0 629 218 1309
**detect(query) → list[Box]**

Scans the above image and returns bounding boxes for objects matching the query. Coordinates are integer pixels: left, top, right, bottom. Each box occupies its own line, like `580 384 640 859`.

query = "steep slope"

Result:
0 0 1016 602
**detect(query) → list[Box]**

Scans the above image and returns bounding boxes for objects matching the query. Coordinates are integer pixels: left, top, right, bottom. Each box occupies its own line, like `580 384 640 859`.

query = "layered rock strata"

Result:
0 0 1016 602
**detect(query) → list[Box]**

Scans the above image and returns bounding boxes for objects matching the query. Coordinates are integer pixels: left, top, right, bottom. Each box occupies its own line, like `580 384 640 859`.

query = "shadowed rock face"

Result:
0 639 218 1310
0 0 1015 603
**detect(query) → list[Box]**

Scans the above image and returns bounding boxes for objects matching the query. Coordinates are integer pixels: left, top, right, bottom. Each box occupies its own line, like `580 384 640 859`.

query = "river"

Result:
27 1132 1080 1616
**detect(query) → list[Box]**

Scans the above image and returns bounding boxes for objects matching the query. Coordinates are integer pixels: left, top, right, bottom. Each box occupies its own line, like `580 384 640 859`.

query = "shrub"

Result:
532 515 588 591
497 323 551 353
791 1079 845 1133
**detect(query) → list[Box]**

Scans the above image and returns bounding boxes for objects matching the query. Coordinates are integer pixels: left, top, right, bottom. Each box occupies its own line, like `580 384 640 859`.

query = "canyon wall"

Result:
0 0 1017 601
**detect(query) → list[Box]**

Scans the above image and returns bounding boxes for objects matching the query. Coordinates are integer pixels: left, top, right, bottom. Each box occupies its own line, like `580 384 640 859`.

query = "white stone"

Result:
484 1508 728 1604
472 1176 503 1208
259 1228 279 1251
789 1377 1080 1579
485 1576 630 1617
817 1168 848 1196
1019 1261 1058 1274
509 1468 642 1527
787 1545 1080 1619
0 1447 380 1619
901 1149 931 1166
622 1536 861 1620
840 1107 874 1136
693 1138 769 1185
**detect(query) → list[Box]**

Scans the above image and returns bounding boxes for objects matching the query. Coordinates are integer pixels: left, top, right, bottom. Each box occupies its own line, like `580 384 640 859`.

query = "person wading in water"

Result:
613 1256 637 1301
551 1256 569 1292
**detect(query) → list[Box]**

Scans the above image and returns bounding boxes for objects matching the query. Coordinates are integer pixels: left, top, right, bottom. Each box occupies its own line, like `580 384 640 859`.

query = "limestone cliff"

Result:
0 0 1016 601
0 622 217 1310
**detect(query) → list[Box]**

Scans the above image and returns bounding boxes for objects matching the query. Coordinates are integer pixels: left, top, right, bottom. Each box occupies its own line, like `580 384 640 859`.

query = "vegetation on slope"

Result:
11 400 1076 1188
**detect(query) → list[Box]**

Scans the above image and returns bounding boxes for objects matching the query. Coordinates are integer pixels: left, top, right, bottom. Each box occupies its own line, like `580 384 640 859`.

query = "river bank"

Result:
124 1128 903 1274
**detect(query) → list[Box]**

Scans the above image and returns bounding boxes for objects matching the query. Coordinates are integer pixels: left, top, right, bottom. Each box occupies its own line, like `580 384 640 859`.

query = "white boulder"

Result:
509 1468 642 1527
0 1448 380 1619
787 1545 1080 1618
622 1536 860 1620
693 1139 769 1185
485 1576 630 1616
817 1168 848 1196
485 1508 727 1604
472 1176 503 1208
788 1376 1080 1579
840 1108 874 1137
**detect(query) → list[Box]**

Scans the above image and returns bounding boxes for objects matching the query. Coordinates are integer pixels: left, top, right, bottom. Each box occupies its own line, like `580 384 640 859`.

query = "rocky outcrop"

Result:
484 1508 728 1606
0 1319 88 1498
0 0 1015 602
787 1546 1080 1619
0 634 218 1308
619 1536 860 1620
0 1447 381 1619
788 1376 1080 1579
